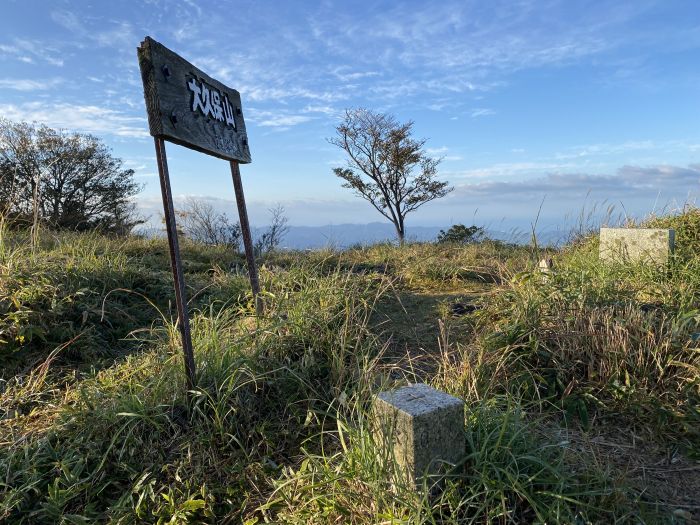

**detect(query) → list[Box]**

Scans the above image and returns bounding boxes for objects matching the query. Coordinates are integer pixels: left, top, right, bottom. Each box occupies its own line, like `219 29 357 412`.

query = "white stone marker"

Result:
599 228 675 265
373 383 465 488
538 257 553 274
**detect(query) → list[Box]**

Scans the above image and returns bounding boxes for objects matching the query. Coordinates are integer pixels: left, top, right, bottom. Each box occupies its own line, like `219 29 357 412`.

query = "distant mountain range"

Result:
136 221 568 249
279 223 443 249
271 222 571 249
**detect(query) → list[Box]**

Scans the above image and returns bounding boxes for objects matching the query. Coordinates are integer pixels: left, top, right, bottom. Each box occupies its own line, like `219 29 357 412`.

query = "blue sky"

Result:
1 0 699 234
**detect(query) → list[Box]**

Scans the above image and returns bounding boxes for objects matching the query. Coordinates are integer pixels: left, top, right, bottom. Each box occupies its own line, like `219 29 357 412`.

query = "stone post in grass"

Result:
373 383 465 490
599 228 675 265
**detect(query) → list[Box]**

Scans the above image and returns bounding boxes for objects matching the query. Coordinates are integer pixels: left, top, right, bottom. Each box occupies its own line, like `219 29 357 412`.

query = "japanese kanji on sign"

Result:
138 36 251 163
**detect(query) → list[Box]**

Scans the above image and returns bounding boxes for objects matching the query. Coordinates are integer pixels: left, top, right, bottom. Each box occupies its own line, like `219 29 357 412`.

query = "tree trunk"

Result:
395 221 405 246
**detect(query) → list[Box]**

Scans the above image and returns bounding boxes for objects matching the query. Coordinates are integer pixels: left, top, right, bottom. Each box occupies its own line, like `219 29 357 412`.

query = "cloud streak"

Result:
0 78 63 91
0 102 149 138
471 108 496 118
0 39 65 66
247 109 315 129
454 164 700 199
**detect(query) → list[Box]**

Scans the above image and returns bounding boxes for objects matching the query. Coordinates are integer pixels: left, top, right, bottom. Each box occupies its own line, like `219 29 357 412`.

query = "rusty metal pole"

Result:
154 137 197 390
230 160 262 315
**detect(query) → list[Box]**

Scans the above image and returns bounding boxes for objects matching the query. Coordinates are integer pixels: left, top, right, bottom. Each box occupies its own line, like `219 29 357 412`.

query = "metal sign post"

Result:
138 36 260 389
154 137 196 389
230 160 263 315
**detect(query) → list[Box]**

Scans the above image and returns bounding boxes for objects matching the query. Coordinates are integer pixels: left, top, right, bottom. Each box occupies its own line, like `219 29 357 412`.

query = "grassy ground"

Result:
0 210 698 523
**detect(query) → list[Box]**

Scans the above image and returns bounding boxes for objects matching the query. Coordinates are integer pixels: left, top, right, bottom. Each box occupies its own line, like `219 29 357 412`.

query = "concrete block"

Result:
373 383 465 488
599 228 674 265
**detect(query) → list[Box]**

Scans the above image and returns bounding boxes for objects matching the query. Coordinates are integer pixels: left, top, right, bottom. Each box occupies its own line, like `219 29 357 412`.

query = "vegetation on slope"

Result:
1 209 698 523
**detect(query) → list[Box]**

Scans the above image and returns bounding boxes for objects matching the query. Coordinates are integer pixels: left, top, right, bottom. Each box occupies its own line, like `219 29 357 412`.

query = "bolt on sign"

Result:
137 36 260 391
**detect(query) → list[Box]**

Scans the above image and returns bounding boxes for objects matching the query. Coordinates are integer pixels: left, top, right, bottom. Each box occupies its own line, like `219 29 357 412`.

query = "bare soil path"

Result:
372 283 490 379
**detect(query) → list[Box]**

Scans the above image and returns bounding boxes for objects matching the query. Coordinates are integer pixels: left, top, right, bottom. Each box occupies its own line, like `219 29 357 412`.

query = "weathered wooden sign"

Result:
137 36 251 163
137 36 261 393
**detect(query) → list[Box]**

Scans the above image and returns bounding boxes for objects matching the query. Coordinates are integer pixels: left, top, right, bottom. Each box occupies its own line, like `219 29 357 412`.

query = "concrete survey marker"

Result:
373 383 465 488
599 228 675 265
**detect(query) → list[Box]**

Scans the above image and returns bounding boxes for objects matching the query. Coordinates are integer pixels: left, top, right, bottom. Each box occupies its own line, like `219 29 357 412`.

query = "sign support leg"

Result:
230 160 262 315
154 137 197 391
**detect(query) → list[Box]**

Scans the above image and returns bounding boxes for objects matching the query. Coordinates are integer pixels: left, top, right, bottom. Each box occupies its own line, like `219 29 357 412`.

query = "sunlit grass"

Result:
1 207 698 522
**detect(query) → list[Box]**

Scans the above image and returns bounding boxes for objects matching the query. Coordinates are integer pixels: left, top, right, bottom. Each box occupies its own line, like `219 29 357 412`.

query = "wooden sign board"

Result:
137 36 251 163
136 36 261 392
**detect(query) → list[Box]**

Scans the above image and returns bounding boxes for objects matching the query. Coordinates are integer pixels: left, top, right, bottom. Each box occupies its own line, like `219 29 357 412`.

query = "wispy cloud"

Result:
245 86 344 104
302 104 340 116
304 0 639 101
0 102 149 138
51 9 136 50
50 10 83 34
247 109 314 129
471 108 496 118
450 161 579 180
180 0 637 109
194 54 349 104
426 146 449 155
554 140 657 159
426 146 463 161
0 78 63 91
0 39 64 66
331 67 380 82
454 164 700 198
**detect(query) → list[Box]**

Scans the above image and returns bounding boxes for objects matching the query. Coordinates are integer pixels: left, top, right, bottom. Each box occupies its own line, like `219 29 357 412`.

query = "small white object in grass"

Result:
538 257 553 273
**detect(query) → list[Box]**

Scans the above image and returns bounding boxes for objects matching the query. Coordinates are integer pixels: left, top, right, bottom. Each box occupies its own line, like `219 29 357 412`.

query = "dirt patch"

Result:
372 286 488 379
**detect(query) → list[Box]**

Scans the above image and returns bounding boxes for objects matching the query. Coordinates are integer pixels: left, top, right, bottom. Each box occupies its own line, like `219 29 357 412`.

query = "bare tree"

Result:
329 108 452 244
176 197 241 249
254 204 289 256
